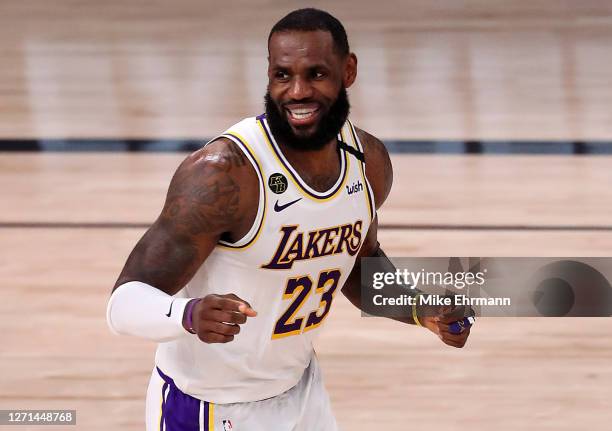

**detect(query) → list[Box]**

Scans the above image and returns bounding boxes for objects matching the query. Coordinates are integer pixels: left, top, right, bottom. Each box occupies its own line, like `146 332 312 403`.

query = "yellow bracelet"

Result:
412 293 422 327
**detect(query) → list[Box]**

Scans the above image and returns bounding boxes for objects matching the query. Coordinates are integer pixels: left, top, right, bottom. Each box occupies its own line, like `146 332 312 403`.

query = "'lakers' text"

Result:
262 221 363 270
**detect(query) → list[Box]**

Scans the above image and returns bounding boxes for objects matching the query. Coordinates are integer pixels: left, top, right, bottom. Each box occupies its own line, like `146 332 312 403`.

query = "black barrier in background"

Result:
2 139 612 154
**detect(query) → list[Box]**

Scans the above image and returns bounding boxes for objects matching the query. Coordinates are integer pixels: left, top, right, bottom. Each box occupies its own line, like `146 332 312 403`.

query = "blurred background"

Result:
1 1 611 429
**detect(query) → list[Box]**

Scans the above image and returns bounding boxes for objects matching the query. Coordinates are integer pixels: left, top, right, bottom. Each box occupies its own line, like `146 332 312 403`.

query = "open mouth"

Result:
285 105 320 127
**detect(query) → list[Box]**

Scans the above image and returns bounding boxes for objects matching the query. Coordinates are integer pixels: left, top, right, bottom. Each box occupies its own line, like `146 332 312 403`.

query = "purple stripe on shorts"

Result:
203 402 210 431
160 382 169 431
157 367 201 431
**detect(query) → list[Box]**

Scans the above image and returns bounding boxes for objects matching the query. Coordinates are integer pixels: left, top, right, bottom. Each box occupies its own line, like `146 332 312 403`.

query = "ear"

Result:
343 53 358 88
267 54 272 78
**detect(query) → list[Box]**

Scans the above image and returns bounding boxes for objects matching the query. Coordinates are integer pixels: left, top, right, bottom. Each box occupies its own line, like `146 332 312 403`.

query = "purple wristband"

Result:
184 299 201 334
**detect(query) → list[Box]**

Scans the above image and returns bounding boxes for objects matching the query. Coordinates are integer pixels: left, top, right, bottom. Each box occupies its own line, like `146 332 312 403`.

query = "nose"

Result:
288 76 313 100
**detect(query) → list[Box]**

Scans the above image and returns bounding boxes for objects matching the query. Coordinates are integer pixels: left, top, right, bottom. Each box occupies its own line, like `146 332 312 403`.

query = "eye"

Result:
274 70 289 81
312 70 327 80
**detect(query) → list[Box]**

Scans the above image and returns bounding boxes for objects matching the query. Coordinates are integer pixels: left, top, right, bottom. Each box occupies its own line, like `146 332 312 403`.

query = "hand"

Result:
420 306 471 348
187 293 257 343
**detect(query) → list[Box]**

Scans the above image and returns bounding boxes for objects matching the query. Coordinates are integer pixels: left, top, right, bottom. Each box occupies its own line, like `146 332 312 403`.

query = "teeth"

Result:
292 108 314 114
288 108 316 120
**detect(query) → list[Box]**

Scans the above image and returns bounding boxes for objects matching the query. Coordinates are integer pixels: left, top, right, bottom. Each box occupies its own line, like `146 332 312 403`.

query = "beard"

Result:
264 86 350 151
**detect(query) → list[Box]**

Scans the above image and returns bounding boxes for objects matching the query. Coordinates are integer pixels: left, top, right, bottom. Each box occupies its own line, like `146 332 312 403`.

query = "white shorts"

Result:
145 355 338 431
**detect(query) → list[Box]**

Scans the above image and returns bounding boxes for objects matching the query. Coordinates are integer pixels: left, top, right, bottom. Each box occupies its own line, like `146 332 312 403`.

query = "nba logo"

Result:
222 419 233 431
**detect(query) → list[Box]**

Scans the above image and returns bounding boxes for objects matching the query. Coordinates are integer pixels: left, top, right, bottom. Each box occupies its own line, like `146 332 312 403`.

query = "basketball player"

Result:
106 8 471 430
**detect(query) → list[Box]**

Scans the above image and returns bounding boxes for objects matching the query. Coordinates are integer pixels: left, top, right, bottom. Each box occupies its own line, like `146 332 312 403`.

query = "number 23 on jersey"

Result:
272 269 341 339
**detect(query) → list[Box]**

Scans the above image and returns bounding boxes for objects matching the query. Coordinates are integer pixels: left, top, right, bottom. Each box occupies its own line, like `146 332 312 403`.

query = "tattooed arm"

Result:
113 138 258 294
109 138 260 343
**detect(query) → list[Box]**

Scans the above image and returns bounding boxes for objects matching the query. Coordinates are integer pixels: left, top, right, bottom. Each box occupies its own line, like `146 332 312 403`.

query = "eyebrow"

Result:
270 62 330 70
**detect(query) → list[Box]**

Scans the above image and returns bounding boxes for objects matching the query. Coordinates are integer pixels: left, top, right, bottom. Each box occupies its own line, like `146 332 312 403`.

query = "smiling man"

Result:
106 8 470 430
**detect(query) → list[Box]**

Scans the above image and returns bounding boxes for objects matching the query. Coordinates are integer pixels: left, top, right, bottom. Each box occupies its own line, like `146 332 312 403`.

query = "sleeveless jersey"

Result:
155 114 376 403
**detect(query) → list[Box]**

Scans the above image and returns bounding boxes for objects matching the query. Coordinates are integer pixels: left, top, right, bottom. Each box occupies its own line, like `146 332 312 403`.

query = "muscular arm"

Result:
341 129 431 324
341 129 471 347
107 138 260 342
113 137 258 294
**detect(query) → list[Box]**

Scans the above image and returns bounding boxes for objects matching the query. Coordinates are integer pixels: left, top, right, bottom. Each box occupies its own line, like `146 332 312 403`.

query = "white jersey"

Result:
155 114 376 403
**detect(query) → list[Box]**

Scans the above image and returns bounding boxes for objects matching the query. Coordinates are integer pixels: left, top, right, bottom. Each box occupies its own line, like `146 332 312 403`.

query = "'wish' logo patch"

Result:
346 180 363 195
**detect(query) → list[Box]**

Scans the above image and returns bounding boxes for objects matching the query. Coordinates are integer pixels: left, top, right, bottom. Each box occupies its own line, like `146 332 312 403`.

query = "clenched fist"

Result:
420 305 472 348
183 293 257 343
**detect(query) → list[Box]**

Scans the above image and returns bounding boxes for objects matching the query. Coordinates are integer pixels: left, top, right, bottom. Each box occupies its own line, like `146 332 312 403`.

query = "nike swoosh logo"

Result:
274 198 302 212
165 300 175 317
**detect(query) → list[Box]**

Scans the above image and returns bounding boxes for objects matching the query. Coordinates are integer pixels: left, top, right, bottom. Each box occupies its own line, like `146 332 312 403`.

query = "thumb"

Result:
238 302 258 317
223 293 258 317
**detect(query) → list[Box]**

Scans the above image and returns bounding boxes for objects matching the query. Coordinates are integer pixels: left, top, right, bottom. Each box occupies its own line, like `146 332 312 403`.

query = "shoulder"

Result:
173 137 257 192
354 127 393 209
183 137 254 175
161 137 259 236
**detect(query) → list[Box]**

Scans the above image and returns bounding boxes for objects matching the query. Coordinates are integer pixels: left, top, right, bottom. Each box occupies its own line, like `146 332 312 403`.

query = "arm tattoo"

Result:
118 226 200 291
114 140 250 293
161 140 245 236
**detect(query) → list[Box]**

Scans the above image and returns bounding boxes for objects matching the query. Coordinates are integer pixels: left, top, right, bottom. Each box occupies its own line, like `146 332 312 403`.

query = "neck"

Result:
277 135 338 160
276 137 341 193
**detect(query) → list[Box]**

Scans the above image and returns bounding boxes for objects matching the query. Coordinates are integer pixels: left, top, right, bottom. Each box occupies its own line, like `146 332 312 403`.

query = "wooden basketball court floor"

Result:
1 1 612 430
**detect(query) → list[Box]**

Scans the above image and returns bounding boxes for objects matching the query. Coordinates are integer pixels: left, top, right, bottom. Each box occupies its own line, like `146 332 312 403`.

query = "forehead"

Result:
268 30 339 67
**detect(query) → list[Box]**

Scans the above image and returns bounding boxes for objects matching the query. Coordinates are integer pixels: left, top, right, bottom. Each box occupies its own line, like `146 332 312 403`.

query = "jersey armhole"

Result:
346 120 377 220
206 133 266 249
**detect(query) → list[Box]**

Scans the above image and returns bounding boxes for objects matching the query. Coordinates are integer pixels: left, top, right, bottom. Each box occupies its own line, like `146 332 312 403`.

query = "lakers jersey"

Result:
155 114 376 403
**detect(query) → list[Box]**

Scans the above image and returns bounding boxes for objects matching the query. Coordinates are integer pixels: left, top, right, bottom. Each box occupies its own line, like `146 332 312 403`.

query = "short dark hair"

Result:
268 8 350 57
